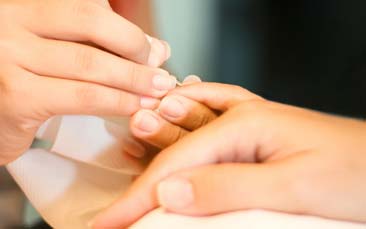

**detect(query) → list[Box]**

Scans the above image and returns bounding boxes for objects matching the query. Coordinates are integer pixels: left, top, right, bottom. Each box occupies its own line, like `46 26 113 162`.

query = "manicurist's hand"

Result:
0 0 175 165
93 83 366 228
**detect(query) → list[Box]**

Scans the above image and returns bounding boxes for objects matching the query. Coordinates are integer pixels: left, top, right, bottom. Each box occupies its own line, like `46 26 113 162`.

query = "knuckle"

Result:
233 85 263 101
186 108 212 129
116 92 139 115
125 63 141 90
233 100 268 126
74 84 99 110
115 92 126 112
168 127 187 145
69 0 100 34
197 111 212 127
73 47 97 75
0 73 33 116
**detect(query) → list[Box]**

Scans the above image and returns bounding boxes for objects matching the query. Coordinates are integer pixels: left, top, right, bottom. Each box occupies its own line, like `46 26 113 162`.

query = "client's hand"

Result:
93 83 366 228
122 76 221 159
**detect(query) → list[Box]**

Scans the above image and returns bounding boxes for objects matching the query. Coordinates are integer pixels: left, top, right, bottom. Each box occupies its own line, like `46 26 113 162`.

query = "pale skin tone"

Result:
1 1 365 227
93 82 366 228
0 0 174 165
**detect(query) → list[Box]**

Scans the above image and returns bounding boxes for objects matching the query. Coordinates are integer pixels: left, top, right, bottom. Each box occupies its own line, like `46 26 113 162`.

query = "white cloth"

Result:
6 116 366 229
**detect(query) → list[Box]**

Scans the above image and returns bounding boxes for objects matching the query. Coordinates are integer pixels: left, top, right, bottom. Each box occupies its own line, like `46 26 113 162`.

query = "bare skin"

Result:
0 0 174 165
93 83 366 228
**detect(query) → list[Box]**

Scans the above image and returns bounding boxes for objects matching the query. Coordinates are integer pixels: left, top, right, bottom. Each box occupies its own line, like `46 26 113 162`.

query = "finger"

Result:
88 0 112 9
121 136 147 158
17 36 176 97
182 75 202 85
21 70 146 117
158 95 218 131
19 0 168 66
169 82 263 112
130 109 189 149
92 112 251 228
146 35 172 67
157 163 295 216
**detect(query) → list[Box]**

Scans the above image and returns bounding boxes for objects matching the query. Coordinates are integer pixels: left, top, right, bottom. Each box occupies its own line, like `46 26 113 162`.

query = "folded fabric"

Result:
6 116 366 228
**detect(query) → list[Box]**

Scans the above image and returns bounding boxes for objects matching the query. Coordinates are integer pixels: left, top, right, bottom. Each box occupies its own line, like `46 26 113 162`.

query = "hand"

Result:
0 0 175 165
122 76 219 160
92 83 366 228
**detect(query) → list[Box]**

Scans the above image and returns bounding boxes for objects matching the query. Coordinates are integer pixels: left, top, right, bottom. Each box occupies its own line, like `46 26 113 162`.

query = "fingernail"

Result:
160 96 185 118
140 96 160 109
153 75 177 91
147 36 167 67
161 40 171 60
134 111 159 133
148 52 161 67
183 75 202 84
123 138 146 158
158 178 194 210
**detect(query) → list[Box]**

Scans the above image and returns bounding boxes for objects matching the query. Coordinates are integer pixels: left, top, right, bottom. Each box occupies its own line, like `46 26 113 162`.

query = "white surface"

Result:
132 209 365 229
6 116 366 228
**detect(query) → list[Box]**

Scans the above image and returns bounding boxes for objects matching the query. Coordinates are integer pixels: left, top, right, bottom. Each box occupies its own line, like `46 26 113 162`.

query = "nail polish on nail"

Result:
153 75 177 91
140 96 160 109
158 178 194 210
134 111 159 133
160 96 185 118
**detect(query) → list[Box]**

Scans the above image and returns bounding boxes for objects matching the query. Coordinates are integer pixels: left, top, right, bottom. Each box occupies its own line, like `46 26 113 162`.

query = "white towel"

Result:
6 116 366 228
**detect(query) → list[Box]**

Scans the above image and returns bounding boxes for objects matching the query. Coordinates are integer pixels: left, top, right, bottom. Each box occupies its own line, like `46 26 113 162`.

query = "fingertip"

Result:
159 95 186 120
131 109 160 135
183 75 202 85
122 137 146 158
140 96 160 110
147 35 170 67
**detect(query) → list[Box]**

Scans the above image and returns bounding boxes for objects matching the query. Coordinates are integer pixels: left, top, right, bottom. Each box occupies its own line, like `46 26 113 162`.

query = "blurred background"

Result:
1 0 365 228
157 0 366 117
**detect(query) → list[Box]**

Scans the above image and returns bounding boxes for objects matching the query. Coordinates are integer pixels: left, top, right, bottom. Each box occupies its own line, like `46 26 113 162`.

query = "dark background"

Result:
216 0 366 117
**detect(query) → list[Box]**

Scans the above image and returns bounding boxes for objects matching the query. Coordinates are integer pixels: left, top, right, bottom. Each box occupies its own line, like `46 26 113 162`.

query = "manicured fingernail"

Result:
159 96 185 118
153 75 177 91
140 96 160 109
147 36 167 67
134 111 159 133
161 40 171 60
158 178 194 210
183 75 202 84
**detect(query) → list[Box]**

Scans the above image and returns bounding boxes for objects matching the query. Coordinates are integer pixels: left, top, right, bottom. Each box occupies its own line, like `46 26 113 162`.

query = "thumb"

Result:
92 112 248 228
157 163 300 216
170 82 263 112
